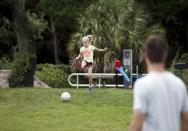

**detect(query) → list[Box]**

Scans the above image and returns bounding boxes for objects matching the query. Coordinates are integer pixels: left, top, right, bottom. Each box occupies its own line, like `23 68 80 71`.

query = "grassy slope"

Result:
0 88 133 131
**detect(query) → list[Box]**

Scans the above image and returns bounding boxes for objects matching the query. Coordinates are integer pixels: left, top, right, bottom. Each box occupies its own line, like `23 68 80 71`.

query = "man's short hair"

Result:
144 35 168 63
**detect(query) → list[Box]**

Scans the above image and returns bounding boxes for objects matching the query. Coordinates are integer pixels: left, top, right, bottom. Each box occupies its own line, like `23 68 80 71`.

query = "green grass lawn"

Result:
0 88 133 131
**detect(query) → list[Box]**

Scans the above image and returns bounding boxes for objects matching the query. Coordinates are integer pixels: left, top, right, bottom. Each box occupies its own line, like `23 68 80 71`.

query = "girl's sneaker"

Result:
89 86 93 95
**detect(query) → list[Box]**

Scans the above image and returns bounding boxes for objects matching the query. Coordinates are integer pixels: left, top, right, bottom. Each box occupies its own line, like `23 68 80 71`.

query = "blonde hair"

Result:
87 35 93 44
81 35 93 45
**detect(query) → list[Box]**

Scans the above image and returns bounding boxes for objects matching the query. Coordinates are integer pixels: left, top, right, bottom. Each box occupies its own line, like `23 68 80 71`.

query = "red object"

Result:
75 61 81 70
115 59 121 70
73 59 82 71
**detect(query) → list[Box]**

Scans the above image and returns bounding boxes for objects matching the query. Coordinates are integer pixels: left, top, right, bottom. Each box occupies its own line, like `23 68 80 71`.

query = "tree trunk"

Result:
10 0 36 87
50 17 60 64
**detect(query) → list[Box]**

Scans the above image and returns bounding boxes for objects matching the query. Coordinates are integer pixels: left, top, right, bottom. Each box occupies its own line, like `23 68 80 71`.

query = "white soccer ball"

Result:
60 92 71 102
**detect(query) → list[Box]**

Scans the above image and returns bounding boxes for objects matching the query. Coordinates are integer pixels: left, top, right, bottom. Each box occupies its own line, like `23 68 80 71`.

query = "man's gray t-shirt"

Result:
133 71 188 131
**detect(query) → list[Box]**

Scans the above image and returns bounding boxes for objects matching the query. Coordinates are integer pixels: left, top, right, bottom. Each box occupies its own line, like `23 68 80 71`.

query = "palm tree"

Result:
119 1 165 64
67 0 165 73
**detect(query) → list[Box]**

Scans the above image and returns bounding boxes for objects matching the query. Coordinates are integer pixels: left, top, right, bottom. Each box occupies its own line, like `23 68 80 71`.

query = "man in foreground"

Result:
129 35 188 131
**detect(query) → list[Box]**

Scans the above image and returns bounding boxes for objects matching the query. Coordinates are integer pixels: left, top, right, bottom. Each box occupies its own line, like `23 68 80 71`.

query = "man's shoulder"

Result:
136 71 182 83
134 75 150 86
134 71 186 90
133 76 152 97
134 75 150 91
166 71 185 87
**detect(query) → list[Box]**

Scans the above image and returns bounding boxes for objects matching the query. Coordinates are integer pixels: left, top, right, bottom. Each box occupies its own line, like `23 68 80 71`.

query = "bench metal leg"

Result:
76 74 79 88
99 78 101 89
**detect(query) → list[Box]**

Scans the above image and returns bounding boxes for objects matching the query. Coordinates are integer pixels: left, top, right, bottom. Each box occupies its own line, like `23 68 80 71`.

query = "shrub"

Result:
0 57 10 70
36 64 71 88
8 53 36 87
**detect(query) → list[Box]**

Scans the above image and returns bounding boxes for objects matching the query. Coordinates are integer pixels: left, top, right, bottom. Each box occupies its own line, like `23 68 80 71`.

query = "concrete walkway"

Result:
0 70 50 88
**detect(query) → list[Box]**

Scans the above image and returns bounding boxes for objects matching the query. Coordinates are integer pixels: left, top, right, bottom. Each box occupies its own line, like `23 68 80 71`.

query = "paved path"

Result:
0 70 50 88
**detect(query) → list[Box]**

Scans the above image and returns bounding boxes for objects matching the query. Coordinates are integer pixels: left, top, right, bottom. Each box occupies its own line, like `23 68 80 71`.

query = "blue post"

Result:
117 67 130 82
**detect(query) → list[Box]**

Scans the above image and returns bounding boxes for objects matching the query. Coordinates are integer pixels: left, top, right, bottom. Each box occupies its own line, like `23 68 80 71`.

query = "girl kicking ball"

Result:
76 35 107 94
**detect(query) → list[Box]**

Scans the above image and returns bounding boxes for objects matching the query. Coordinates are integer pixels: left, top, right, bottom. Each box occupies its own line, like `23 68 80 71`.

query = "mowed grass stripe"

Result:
0 88 133 131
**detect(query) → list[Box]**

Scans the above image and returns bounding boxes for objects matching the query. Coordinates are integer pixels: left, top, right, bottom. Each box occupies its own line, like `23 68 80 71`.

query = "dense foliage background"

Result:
0 0 187 86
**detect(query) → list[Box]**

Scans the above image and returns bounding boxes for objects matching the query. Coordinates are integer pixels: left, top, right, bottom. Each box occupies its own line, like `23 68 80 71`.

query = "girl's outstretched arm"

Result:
95 47 108 52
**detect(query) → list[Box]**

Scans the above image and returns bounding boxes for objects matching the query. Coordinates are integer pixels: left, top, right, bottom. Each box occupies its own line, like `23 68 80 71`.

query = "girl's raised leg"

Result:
81 61 87 69
88 65 93 94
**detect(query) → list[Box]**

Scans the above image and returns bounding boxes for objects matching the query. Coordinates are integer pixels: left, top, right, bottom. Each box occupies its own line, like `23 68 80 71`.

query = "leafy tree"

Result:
0 17 16 59
68 0 164 73
37 0 94 64
137 0 188 64
0 0 46 87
